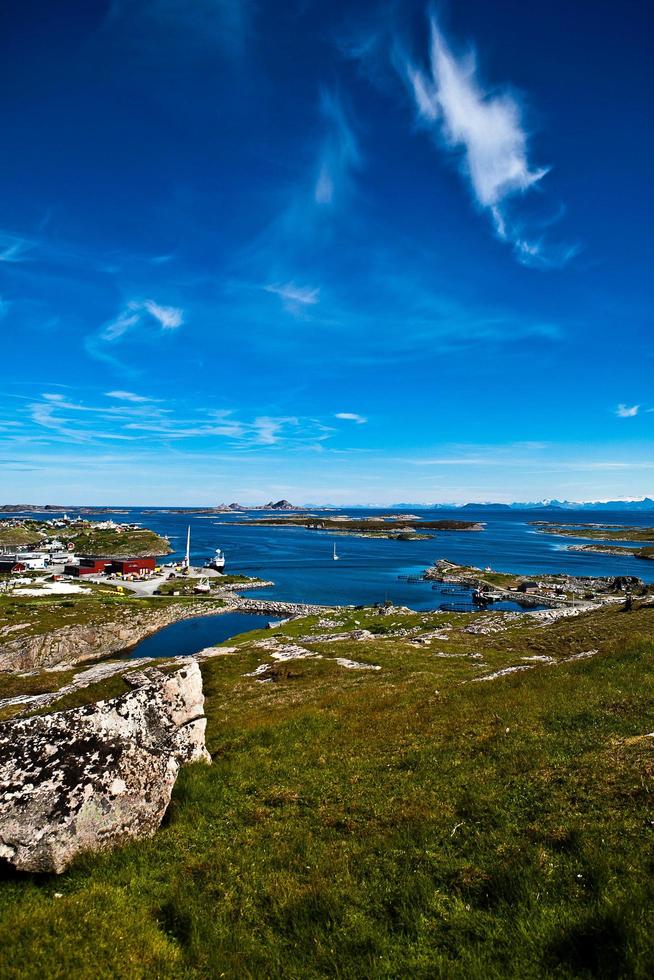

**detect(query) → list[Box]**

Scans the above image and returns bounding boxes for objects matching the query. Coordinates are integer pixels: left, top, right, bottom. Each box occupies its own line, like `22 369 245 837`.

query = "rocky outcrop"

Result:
0 660 210 873
0 601 226 673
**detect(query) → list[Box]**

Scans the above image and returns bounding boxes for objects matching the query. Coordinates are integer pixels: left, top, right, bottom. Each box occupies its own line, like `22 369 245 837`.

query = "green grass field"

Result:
0 590 212 644
2 601 654 977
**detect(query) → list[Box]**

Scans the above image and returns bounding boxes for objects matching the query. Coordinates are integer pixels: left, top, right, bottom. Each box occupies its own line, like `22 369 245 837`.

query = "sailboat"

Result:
184 526 191 571
333 542 340 561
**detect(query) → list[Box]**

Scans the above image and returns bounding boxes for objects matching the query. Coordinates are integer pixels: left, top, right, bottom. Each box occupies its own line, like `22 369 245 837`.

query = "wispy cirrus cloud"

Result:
86 298 184 372
402 16 575 266
105 390 155 403
103 0 254 60
406 20 546 213
229 89 359 326
143 300 183 329
100 300 183 342
344 12 575 267
314 89 361 206
101 308 141 342
19 391 338 452
124 410 334 450
616 403 639 417
264 282 320 313
335 412 367 424
0 234 33 263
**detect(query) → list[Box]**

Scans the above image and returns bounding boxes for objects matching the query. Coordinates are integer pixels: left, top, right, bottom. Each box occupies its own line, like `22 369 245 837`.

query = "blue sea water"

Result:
8 506 654 656
15 505 653 610
124 506 654 607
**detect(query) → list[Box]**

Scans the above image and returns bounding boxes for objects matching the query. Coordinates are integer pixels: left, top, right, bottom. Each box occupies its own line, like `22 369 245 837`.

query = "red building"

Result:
110 558 157 575
0 560 27 574
65 556 157 577
65 558 113 577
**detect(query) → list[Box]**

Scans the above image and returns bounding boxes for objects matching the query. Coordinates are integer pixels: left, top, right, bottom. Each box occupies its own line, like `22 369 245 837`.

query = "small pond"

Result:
129 612 268 659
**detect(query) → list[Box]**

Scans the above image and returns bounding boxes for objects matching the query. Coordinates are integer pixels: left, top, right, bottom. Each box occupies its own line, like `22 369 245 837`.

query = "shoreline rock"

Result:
0 600 227 674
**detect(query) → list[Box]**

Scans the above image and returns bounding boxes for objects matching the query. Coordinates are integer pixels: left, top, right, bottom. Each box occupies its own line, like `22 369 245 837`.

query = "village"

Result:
0 516 183 595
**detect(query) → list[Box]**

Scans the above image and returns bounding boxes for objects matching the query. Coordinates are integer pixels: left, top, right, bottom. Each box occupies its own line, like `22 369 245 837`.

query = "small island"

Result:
531 522 654 560
227 515 484 540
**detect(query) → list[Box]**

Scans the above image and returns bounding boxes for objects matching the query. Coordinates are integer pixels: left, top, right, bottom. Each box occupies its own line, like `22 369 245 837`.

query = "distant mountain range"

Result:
459 498 654 512
420 498 654 512
375 498 654 512
3 498 654 514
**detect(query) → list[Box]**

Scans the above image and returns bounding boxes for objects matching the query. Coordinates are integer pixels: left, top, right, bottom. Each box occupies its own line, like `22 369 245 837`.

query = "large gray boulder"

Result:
0 660 210 874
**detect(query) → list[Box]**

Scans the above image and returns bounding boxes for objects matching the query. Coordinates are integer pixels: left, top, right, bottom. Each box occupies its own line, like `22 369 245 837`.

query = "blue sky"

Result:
1 0 652 504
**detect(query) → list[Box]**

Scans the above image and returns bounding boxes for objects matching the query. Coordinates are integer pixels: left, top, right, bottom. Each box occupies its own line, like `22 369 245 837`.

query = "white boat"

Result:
333 542 339 561
205 547 226 571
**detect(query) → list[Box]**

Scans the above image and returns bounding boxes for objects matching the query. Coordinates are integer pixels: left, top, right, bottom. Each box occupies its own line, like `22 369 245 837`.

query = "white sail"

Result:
185 526 191 568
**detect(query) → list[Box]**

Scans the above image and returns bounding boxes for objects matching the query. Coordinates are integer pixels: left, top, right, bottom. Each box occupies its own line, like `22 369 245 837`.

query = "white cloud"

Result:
314 167 335 205
143 300 184 329
23 392 335 452
616 403 639 418
101 308 141 342
313 89 361 207
101 300 183 343
335 412 367 424
0 237 32 263
408 22 547 209
264 282 320 313
403 18 573 265
105 390 152 403
88 299 185 370
252 416 285 445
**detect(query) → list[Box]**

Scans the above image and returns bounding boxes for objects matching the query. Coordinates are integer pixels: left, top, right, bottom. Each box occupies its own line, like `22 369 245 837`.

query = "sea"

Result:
15 506 654 610
8 506 654 658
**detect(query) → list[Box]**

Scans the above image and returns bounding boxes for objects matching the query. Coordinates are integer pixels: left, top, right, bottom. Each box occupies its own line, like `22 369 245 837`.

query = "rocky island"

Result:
532 522 654 559
228 514 484 539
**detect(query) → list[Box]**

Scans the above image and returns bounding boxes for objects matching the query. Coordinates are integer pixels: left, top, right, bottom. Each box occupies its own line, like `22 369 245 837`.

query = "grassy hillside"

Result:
0 589 223 650
0 520 171 557
61 527 171 557
2 602 654 976
0 524 43 547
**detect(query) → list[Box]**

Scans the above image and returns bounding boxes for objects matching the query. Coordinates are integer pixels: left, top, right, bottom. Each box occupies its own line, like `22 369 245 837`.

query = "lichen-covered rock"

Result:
0 660 210 874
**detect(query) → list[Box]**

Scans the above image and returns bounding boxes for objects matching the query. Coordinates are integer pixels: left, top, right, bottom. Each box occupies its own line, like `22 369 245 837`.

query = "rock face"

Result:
0 660 210 874
0 601 226 673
